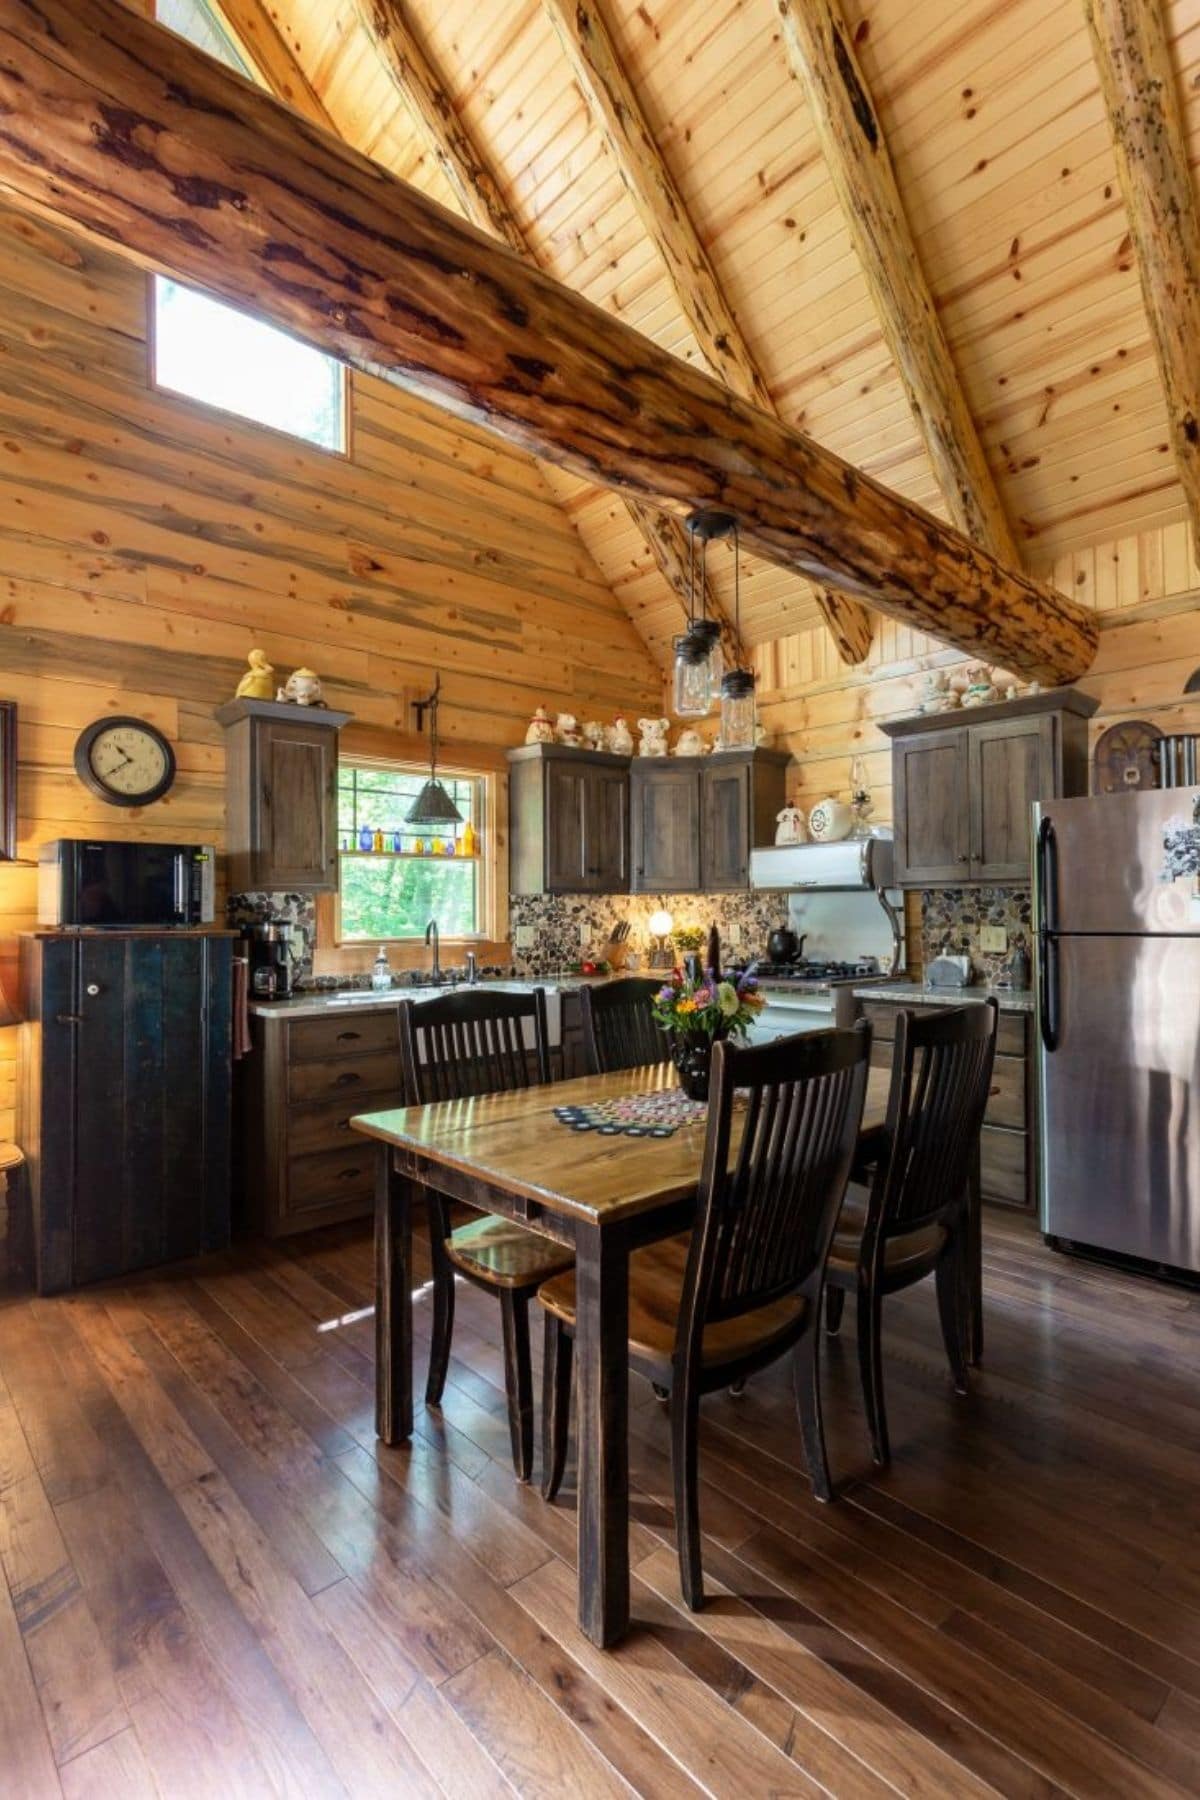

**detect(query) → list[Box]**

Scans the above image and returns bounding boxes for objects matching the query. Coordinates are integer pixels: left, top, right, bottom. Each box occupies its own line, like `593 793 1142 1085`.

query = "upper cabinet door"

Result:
700 760 751 891
892 727 970 884
257 718 339 890
585 765 628 892
631 763 700 893
969 717 1054 881
544 759 588 891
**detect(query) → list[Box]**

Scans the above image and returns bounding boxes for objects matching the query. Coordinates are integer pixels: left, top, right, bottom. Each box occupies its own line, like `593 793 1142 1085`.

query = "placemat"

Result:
552 1089 709 1138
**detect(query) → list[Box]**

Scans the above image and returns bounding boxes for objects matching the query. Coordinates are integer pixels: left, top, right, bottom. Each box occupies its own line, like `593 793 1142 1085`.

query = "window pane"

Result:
341 858 478 941
153 279 345 452
157 0 253 75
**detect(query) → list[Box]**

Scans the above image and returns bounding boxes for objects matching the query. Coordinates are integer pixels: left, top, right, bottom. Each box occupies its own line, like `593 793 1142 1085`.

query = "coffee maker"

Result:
243 920 296 1000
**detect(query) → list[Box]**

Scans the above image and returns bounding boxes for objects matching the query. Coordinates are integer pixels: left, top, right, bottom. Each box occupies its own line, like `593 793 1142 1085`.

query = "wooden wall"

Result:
0 201 664 1140
759 523 1200 823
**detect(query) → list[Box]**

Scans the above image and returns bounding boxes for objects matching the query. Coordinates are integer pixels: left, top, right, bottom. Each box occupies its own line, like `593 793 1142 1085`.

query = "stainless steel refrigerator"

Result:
1033 786 1200 1274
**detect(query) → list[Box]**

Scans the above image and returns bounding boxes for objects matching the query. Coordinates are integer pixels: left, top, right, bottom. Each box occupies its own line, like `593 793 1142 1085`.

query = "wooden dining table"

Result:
352 1061 902 1648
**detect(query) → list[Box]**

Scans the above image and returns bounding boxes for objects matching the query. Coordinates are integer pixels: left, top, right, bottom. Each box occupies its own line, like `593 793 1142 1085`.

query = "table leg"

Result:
574 1220 631 1648
968 1144 983 1366
375 1147 414 1443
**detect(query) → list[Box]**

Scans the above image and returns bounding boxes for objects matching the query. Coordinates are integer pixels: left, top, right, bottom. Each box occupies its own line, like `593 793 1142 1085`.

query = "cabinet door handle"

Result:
86 983 101 997
55 1013 83 1025
336 1029 361 1041
337 1166 363 1181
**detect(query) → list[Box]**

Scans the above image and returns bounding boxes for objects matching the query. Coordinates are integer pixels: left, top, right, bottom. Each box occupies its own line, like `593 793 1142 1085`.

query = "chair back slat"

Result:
676 1026 872 1356
581 978 671 1075
875 1001 999 1237
398 987 551 1105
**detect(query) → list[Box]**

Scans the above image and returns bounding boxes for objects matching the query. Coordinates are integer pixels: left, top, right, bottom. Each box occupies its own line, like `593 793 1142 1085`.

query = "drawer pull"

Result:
336 1030 362 1042
334 1071 362 1086
337 1119 351 1131
337 1166 362 1181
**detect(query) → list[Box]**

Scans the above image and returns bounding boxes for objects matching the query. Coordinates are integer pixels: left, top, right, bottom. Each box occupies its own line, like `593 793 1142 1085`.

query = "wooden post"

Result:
777 0 1020 563
542 0 875 664
1083 0 1200 553
349 0 742 666
0 0 1098 684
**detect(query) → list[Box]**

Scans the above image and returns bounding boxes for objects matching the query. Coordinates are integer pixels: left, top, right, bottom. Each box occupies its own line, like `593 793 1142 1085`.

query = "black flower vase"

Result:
671 1031 723 1102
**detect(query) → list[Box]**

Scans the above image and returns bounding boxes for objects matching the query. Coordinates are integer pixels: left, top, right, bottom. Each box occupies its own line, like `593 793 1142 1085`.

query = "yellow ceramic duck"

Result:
234 648 275 701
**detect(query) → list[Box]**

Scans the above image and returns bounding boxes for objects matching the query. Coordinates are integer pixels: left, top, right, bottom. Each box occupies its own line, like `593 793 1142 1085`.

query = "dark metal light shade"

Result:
405 777 463 827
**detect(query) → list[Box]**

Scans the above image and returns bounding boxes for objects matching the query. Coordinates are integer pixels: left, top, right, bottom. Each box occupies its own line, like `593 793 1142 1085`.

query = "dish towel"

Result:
232 955 253 1060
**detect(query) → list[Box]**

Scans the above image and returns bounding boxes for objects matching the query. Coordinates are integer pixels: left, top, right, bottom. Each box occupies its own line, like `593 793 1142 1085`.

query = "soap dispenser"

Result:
371 946 392 992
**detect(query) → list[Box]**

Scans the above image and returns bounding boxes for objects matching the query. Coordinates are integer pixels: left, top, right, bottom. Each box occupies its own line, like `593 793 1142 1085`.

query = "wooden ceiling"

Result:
196 0 1199 659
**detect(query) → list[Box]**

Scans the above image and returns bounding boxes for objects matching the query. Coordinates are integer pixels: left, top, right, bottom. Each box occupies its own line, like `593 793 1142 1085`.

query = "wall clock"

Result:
74 716 177 808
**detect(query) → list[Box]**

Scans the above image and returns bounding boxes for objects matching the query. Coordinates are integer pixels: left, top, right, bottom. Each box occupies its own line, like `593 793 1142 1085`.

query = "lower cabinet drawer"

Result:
985 1053 1025 1131
289 1009 399 1062
287 1146 375 1219
288 1096 370 1159
287 1048 399 1105
980 1124 1028 1207
860 1000 1027 1058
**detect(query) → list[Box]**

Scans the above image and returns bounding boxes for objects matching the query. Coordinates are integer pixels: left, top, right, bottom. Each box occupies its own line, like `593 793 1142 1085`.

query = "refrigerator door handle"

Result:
1036 816 1060 1052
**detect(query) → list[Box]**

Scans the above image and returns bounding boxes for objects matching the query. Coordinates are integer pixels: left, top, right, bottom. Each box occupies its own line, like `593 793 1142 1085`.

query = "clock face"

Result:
75 717 176 807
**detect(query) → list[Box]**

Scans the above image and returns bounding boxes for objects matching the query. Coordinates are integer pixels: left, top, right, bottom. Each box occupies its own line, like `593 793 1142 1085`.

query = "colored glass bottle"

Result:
357 825 372 851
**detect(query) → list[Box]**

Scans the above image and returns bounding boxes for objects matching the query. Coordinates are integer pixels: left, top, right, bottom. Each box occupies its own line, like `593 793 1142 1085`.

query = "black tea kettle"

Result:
766 925 805 964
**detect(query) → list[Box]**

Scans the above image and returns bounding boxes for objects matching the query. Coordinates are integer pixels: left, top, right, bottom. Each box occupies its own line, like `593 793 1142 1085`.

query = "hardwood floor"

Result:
2 1209 1200 1797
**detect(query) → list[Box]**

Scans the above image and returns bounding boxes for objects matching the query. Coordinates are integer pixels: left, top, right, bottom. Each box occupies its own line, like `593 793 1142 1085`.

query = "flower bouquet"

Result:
651 968 765 1100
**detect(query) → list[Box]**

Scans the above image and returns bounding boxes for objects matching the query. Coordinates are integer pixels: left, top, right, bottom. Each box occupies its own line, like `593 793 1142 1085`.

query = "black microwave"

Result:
37 839 216 929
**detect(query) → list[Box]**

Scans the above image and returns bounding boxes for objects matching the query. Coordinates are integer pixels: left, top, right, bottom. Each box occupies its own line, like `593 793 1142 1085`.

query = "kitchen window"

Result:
337 761 486 942
151 0 348 455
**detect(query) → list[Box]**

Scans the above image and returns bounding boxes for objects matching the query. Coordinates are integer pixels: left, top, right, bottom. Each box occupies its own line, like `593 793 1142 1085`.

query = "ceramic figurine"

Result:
234 648 275 701
277 667 323 706
637 717 671 757
808 796 853 843
555 712 582 747
774 804 807 846
673 727 705 757
581 719 604 751
608 715 634 756
961 663 999 708
919 670 958 714
524 705 555 745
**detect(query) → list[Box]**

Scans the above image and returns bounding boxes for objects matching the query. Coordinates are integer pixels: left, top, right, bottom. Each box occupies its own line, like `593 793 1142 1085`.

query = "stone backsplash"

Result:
919 887 1033 983
509 891 786 976
227 891 318 979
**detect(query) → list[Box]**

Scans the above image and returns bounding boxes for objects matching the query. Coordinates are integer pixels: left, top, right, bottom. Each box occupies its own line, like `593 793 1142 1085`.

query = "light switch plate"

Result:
514 925 534 949
725 921 742 946
980 925 1008 954
579 921 590 945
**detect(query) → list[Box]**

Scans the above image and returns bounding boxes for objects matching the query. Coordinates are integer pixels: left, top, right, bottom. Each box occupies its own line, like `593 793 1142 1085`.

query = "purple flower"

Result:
656 985 676 1003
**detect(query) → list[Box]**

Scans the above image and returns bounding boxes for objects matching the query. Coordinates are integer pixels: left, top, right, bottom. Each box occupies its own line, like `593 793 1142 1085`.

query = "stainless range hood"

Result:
749 835 895 891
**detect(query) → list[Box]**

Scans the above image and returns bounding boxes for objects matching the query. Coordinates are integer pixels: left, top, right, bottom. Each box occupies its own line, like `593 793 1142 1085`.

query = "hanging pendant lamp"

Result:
714 515 756 749
671 512 727 717
406 674 463 826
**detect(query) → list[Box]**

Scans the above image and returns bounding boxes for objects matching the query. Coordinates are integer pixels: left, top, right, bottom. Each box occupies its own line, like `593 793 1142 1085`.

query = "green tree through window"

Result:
338 763 483 941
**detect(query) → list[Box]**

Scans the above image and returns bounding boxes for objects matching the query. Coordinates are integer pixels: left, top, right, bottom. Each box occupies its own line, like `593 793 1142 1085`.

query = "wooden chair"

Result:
398 986 572 1481
580 976 670 1074
824 1000 998 1467
538 1023 872 1610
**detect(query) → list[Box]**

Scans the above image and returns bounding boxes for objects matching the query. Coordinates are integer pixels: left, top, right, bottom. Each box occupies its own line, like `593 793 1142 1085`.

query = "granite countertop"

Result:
853 981 1035 1015
247 973 607 1019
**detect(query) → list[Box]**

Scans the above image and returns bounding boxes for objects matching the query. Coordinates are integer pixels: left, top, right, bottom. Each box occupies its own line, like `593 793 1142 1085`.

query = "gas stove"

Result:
743 956 883 988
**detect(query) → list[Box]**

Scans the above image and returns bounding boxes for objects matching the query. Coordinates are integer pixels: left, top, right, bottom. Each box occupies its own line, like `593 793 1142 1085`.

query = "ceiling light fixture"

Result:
671 512 727 717
406 674 464 827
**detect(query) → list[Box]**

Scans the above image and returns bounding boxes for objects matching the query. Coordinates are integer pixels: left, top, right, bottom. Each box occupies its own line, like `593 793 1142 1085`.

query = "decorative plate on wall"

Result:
1091 720 1162 795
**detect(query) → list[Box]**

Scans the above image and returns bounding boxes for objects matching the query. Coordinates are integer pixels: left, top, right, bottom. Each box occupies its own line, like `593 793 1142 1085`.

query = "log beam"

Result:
1083 0 1200 551
0 0 1098 685
777 0 1020 564
543 0 874 663
349 0 740 666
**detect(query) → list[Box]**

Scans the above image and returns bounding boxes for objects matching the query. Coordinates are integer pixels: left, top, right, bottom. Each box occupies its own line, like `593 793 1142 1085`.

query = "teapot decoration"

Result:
581 719 605 751
673 727 705 757
637 717 670 757
919 669 958 714
960 664 1000 709
555 712 583 747
277 666 323 706
774 804 808 846
525 705 555 745
808 797 853 843
608 715 634 756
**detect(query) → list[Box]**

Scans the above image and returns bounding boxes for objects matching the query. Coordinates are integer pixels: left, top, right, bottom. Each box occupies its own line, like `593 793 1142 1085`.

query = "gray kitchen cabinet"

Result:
630 761 700 891
883 689 1096 886
216 697 352 893
509 744 629 895
631 749 789 894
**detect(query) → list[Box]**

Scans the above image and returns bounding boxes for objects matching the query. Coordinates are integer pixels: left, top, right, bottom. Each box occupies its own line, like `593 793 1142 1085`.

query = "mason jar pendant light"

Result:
719 518 755 748
671 512 727 717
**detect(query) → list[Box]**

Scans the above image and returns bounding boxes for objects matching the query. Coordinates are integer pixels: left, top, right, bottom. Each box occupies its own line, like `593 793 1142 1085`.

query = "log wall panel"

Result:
0 201 663 1140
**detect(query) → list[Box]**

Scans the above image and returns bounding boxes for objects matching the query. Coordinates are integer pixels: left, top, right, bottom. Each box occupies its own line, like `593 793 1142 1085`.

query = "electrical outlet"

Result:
725 921 742 947
980 925 1008 955
514 925 534 950
579 921 591 946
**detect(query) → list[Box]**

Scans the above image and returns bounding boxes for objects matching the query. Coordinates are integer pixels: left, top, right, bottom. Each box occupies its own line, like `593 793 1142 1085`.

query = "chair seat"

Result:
538 1232 808 1375
826 1190 947 1279
445 1215 574 1290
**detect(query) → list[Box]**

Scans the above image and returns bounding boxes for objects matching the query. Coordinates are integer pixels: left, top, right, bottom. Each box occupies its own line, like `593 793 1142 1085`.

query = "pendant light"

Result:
406 674 463 827
672 512 726 716
718 517 756 749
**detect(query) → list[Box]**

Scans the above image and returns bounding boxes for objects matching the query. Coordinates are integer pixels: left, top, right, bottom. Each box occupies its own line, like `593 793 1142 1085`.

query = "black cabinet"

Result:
509 744 629 895
217 697 351 893
883 690 1096 886
631 749 789 894
17 930 234 1293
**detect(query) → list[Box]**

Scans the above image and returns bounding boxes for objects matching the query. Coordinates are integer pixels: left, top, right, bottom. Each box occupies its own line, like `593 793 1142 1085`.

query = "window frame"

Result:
333 756 496 948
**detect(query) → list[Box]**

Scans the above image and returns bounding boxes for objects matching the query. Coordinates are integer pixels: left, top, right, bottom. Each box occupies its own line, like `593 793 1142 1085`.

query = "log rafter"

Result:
776 0 1020 566
1082 0 1200 552
0 0 1098 686
542 0 874 665
348 0 741 668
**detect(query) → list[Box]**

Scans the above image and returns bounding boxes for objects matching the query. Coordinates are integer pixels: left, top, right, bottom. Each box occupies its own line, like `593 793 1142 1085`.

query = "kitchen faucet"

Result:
425 918 440 982
466 949 478 985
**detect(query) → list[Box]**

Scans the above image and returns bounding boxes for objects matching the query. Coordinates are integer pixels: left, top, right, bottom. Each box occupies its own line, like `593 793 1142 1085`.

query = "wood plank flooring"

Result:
3 1209 1200 1797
